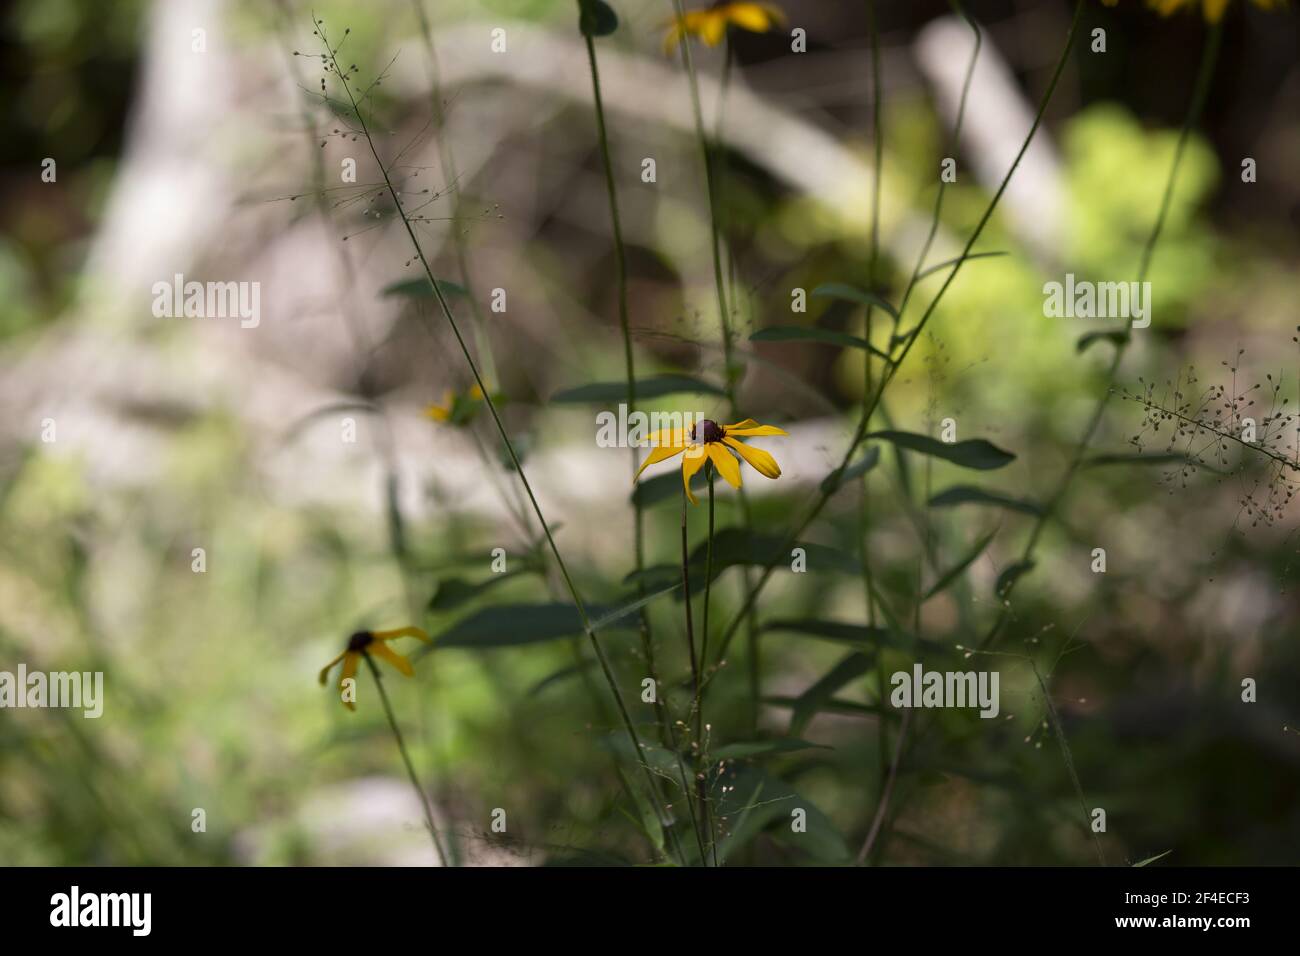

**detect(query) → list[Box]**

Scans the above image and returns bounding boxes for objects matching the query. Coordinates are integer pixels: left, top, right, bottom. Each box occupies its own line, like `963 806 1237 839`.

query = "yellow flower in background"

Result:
424 384 485 425
1102 0 1284 21
318 627 430 711
635 418 786 504
663 2 786 54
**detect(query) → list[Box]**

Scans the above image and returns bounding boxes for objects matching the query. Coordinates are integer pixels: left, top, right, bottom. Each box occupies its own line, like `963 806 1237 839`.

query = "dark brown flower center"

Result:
692 419 724 444
347 631 374 652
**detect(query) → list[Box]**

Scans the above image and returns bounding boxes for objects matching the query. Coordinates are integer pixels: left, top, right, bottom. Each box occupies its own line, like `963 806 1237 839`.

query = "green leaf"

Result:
749 325 890 359
995 560 1035 597
715 768 850 864
712 738 832 761
811 283 899 319
790 651 875 736
763 696 893 719
428 568 532 612
924 528 998 601
527 660 595 697
1132 849 1173 868
550 374 724 403
578 0 618 36
630 469 706 508
914 250 1009 281
869 430 1016 470
1076 329 1128 353
624 531 861 596
820 446 881 494
429 602 632 649
693 529 861 581
381 277 467 299
764 618 903 652
1084 451 1226 474
588 583 682 631
928 485 1041 516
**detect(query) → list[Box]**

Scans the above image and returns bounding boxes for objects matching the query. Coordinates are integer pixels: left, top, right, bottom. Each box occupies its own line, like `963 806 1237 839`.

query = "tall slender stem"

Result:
978 19 1223 651
363 653 449 866
312 20 665 855
707 0 1088 675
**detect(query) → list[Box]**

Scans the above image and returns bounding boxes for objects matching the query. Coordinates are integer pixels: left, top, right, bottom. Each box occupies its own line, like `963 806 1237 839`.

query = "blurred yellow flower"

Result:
424 384 486 425
318 627 430 711
1102 0 1284 22
663 2 786 54
635 418 785 504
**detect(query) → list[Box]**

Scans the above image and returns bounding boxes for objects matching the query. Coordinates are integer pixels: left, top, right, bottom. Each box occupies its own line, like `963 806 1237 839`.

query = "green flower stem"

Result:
680 480 710 863
363 652 449 866
669 0 732 383
315 21 667 859
861 10 1219 867
978 18 1223 652
579 24 674 748
580 19 690 863
707 0 1088 679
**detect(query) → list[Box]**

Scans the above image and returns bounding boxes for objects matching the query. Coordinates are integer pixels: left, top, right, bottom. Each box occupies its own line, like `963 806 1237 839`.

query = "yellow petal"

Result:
725 422 787 437
707 443 743 489
725 3 781 33
368 642 415 677
468 384 485 400
635 441 687 480
699 11 728 45
424 404 450 422
372 626 430 644
1202 0 1229 18
340 652 359 711
318 650 347 686
681 446 708 505
724 436 781 479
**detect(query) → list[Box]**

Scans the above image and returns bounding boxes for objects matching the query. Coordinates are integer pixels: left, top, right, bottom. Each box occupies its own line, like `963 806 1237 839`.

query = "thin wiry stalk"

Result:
579 24 667 742
275 2 466 862
580 18 687 862
709 0 1088 674
680 481 710 862
408 0 499 391
860 0 885 807
701 468 718 866
668 0 732 388
363 652 449 866
862 11 1214 866
979 19 1223 651
309 18 667 857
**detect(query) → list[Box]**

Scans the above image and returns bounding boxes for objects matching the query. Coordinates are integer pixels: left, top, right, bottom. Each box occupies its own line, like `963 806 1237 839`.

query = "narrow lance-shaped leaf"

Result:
924 528 999 601
382 277 468 299
750 326 890 360
422 602 634 652
869 430 1016 470
913 250 1009 281
789 651 875 736
820 445 881 494
928 485 1042 516
711 738 832 761
995 560 1035 597
811 282 899 320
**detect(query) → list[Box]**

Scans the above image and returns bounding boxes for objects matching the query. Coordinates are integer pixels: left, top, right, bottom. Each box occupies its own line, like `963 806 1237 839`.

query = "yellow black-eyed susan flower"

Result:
663 2 786 54
635 418 785 504
318 627 430 711
1102 0 1284 22
424 384 485 425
